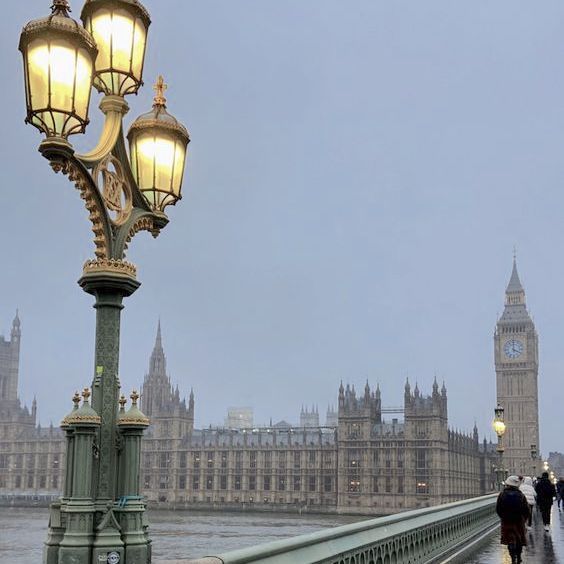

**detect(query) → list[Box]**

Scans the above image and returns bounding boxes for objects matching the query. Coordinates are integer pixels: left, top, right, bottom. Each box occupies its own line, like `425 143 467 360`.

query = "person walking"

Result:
535 471 556 531
519 476 536 529
557 477 564 511
496 475 529 564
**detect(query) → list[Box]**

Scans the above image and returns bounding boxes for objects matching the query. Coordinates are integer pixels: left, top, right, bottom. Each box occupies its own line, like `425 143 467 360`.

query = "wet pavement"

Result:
462 504 564 563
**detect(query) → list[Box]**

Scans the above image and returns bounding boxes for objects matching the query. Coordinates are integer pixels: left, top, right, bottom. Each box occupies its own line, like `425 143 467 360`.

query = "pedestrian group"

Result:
495 471 560 564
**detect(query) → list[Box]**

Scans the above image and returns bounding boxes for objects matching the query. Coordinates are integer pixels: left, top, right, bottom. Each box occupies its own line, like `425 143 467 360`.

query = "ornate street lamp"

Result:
493 404 506 490
18 1 190 563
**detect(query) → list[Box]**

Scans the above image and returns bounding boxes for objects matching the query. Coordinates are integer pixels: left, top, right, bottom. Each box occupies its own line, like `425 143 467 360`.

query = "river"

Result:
0 507 364 563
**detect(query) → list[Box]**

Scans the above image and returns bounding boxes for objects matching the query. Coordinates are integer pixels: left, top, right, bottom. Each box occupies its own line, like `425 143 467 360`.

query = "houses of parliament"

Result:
0 261 539 515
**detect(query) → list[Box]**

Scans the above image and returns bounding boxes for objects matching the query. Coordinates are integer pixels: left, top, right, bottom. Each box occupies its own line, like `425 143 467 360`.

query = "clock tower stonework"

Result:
494 258 540 476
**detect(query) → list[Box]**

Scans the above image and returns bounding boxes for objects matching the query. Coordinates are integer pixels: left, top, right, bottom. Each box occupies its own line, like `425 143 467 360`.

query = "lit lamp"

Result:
18 0 97 138
128 76 190 211
492 404 506 445
81 0 150 96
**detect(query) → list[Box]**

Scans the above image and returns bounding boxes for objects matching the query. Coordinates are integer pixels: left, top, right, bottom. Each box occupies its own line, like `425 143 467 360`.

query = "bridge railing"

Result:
176 494 498 564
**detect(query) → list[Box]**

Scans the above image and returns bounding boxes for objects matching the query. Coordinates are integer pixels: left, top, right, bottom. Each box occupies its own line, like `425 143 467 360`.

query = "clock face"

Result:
504 339 524 359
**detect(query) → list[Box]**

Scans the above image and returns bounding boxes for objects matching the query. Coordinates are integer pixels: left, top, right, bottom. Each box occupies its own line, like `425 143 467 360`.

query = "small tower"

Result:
0 311 22 404
326 405 338 427
140 321 194 436
300 404 320 427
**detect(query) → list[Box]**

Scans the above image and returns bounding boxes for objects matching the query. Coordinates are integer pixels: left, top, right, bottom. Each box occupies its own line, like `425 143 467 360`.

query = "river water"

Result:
0 507 363 563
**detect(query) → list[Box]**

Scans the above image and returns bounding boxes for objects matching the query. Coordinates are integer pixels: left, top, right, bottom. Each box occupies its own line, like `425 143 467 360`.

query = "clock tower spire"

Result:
494 255 540 476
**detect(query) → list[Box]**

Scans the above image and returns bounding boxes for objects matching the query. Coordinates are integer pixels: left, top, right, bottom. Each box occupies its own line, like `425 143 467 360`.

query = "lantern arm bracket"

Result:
39 138 114 260
75 96 129 168
112 208 168 260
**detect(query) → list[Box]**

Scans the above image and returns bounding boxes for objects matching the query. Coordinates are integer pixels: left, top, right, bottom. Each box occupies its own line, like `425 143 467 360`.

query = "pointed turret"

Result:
432 376 439 396
149 320 166 376
188 388 195 417
11 310 21 339
506 256 524 295
404 378 411 403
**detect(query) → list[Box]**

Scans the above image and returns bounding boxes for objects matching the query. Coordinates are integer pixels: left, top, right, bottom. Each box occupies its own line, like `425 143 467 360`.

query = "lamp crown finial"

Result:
131 389 140 406
82 387 91 404
72 391 81 409
118 395 127 410
153 75 167 107
51 0 71 16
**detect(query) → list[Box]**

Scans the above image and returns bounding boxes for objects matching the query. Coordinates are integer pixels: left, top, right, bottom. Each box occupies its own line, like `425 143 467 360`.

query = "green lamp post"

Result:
18 1 190 563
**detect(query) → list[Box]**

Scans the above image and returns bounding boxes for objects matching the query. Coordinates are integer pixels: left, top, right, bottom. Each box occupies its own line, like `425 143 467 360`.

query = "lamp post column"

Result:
79 269 140 505
79 268 141 563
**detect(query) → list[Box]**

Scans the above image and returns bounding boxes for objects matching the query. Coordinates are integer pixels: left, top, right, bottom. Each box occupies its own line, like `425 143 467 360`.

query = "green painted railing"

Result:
165 494 498 564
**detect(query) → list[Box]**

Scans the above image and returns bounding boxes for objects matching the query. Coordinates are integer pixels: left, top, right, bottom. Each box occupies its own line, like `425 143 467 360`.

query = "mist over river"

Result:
0 507 363 563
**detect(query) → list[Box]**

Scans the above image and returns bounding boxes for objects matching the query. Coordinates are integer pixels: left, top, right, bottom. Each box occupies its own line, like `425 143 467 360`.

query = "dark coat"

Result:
535 477 556 508
496 487 529 546
556 479 564 497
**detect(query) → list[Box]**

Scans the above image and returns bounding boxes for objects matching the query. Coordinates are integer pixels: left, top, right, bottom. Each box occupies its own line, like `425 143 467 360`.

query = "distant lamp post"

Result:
530 443 537 477
18 1 190 563
493 404 506 490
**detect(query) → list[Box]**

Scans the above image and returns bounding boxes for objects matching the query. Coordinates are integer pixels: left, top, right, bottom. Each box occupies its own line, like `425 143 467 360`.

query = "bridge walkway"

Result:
455 505 564 564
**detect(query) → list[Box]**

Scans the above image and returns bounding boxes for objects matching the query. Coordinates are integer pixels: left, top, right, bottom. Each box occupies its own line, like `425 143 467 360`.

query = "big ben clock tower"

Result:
494 257 540 476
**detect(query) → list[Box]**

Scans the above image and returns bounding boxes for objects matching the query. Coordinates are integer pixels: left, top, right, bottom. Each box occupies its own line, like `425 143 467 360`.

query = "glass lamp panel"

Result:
153 136 176 195
74 48 94 119
86 9 111 70
171 140 187 198
131 19 146 79
26 40 49 110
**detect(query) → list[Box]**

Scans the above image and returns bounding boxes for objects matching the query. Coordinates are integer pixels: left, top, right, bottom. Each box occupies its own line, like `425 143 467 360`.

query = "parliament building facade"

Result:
0 315 497 515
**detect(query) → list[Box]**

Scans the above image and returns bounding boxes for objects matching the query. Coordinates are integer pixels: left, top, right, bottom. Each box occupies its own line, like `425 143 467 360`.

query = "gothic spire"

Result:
11 309 21 339
506 255 524 295
149 319 167 377
155 318 163 351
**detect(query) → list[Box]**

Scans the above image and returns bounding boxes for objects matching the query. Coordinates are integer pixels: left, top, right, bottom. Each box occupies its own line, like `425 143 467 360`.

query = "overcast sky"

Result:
1 1 563 455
